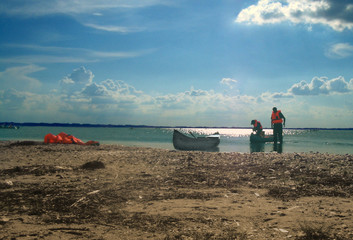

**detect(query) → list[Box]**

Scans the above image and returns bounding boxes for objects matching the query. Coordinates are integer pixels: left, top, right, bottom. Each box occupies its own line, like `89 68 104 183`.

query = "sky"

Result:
1 0 353 128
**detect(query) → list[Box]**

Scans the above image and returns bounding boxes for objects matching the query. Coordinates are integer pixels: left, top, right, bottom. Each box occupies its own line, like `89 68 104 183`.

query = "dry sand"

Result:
1 141 353 239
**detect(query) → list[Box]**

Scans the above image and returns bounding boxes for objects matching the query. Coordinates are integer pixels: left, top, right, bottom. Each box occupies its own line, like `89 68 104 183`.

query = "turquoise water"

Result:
1 126 353 154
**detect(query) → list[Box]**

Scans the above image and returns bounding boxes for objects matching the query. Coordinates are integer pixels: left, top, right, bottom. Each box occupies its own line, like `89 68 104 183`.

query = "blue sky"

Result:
1 0 353 128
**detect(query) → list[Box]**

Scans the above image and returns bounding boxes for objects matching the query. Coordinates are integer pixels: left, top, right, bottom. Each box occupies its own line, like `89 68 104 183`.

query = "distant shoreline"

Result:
1 122 353 131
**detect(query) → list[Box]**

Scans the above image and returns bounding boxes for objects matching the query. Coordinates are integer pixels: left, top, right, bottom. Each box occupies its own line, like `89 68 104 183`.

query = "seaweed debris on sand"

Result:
1 141 353 239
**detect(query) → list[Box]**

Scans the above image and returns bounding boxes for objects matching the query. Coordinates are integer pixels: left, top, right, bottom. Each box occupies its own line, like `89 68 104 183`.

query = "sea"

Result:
1 126 353 154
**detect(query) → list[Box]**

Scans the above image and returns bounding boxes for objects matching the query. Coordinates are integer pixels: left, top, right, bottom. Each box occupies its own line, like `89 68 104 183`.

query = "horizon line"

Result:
1 122 353 131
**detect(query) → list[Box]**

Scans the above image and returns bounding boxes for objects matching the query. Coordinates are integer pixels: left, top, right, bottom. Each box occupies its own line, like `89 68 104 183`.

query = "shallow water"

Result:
1 126 353 154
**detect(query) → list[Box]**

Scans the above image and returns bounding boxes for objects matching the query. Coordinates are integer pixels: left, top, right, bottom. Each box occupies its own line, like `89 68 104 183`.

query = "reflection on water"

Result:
250 142 265 153
273 143 283 153
206 147 220 152
250 142 283 153
186 128 273 137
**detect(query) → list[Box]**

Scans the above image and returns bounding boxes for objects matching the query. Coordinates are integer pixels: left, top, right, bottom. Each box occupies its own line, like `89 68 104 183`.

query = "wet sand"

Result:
1 141 353 239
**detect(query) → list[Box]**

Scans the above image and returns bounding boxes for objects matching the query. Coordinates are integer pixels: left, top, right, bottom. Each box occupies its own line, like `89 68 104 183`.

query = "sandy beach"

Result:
1 141 353 239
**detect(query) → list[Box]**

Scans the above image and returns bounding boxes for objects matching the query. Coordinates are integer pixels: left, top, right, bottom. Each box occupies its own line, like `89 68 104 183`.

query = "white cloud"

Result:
220 78 238 89
0 44 152 64
91 49 154 58
260 91 294 100
0 55 94 64
327 76 352 93
82 83 108 97
55 70 353 126
326 43 353 59
0 89 26 110
0 65 44 91
80 79 144 104
2 66 353 127
61 66 94 94
258 76 353 102
236 0 353 31
289 76 353 95
84 23 145 33
0 0 171 17
60 71 148 109
57 67 260 125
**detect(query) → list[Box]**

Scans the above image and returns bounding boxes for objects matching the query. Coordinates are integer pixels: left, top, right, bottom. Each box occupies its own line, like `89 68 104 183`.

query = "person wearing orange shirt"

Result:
271 107 286 144
251 119 263 136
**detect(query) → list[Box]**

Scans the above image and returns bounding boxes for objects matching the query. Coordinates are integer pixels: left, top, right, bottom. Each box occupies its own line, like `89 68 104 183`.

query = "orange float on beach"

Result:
44 132 99 145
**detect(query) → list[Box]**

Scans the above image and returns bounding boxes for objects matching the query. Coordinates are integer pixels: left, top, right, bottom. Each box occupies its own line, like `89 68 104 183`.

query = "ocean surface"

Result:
1 126 353 154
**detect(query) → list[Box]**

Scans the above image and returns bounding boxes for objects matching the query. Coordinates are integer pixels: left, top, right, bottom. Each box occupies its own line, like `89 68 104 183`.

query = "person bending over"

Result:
251 119 263 136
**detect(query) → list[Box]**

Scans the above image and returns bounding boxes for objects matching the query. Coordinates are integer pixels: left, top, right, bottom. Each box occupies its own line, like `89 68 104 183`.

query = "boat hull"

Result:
173 130 220 150
250 133 274 143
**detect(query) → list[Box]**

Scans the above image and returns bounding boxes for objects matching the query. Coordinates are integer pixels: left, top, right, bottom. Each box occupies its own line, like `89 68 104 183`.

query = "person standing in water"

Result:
251 119 263 136
271 107 286 144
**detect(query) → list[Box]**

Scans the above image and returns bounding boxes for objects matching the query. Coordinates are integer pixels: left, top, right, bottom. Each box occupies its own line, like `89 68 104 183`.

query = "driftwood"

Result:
71 190 100 207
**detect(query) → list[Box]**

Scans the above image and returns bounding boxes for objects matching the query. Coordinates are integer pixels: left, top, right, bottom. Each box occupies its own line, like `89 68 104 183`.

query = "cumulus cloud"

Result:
220 78 238 89
327 76 353 93
236 0 353 31
57 67 353 125
326 43 353 59
260 91 294 101
80 79 144 106
81 82 109 97
59 67 148 109
61 66 94 94
289 76 353 95
3 65 353 126
78 81 225 115
0 65 44 91
58 67 259 124
258 76 353 102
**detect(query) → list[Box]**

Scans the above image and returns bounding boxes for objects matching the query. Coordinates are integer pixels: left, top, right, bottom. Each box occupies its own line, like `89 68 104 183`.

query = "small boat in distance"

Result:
250 133 274 143
173 130 220 151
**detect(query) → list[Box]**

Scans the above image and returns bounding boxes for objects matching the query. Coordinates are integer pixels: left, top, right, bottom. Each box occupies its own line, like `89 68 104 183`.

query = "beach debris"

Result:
54 166 73 171
56 174 64 179
274 228 289 233
0 217 10 225
71 190 100 207
287 206 300 211
48 227 90 235
81 160 105 170
5 180 13 186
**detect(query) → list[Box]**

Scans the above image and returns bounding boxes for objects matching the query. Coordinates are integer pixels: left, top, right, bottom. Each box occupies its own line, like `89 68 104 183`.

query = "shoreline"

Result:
1 142 353 239
2 126 353 155
2 140 353 156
